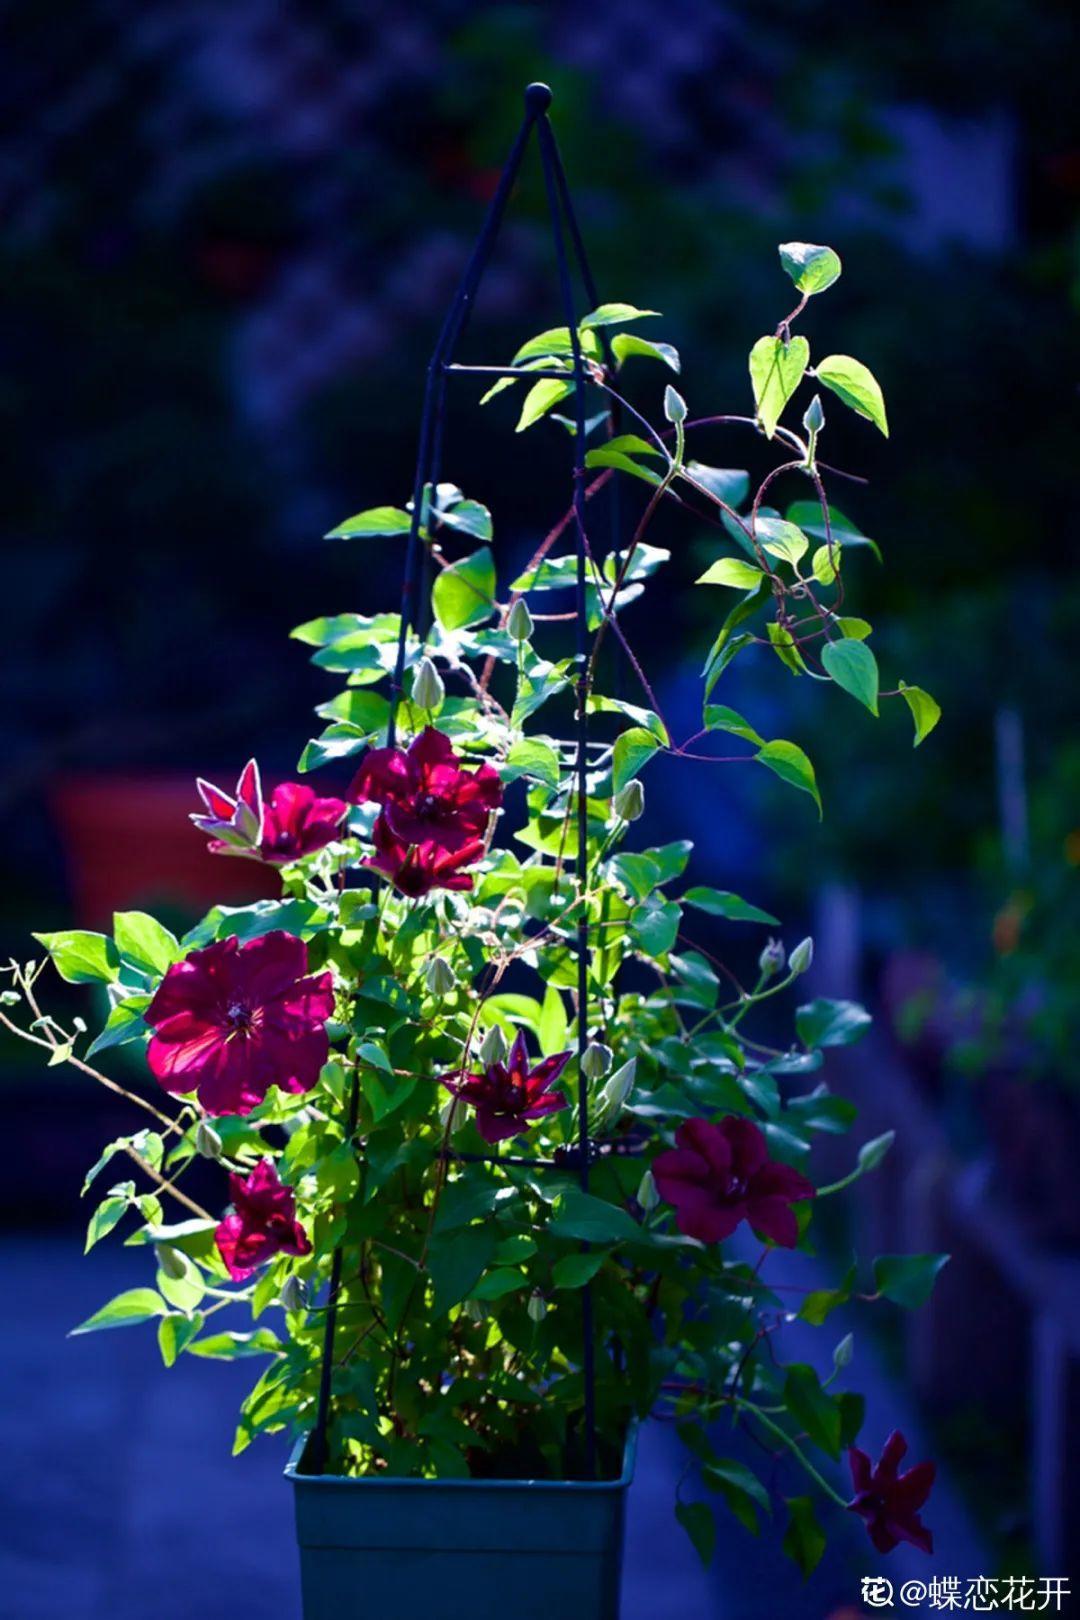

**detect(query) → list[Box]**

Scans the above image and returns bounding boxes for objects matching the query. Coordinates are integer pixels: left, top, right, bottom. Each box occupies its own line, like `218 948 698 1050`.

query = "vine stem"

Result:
734 1397 850 1510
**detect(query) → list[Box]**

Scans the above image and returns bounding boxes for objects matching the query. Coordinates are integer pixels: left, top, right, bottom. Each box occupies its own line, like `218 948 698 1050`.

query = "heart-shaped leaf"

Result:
899 682 942 746
822 638 879 715
778 242 842 296
749 335 809 438
815 354 888 437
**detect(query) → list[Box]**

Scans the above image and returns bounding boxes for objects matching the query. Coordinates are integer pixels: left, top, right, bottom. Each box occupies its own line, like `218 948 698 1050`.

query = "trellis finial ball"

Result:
525 82 553 115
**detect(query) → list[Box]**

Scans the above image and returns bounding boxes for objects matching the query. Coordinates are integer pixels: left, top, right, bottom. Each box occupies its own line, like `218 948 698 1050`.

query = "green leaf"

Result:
113 912 181 976
70 1287 167 1335
749 335 809 438
538 985 569 1057
552 1251 607 1289
815 354 888 437
428 1227 497 1313
796 998 871 1049
766 620 808 676
432 488 493 541
85 1195 129 1252
811 546 838 586
613 727 661 793
683 887 779 926
696 557 765 590
685 462 750 510
702 704 764 745
784 502 882 564
783 1364 841 1458
471 1268 527 1301
432 546 496 631
584 446 663 486
511 326 573 363
33 930 120 985
631 897 681 957
325 505 412 540
835 616 872 640
703 580 770 696
579 303 660 329
899 682 942 746
778 242 842 296
704 1457 772 1533
157 1312 204 1367
822 639 879 716
550 1190 641 1246
783 1496 826 1577
611 332 680 371
873 1253 950 1310
187 1328 283 1360
516 378 573 432
504 738 562 789
675 1500 716 1566
589 694 668 743
756 517 809 567
799 1265 856 1326
86 995 151 1059
754 741 821 816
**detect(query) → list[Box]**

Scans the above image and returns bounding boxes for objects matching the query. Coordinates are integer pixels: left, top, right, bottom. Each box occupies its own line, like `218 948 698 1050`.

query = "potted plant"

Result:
5 88 947 1619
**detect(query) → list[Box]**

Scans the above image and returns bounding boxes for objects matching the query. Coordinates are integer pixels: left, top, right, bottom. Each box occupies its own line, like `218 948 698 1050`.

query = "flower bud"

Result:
664 385 687 425
479 1024 507 1067
581 1041 613 1081
280 1274 308 1314
613 779 645 822
802 393 825 434
527 1289 548 1322
789 936 814 975
0 989 20 1006
758 938 786 979
636 1168 660 1213
424 956 457 996
507 598 534 643
598 1057 637 1124
156 1244 188 1280
195 1119 223 1161
411 655 445 712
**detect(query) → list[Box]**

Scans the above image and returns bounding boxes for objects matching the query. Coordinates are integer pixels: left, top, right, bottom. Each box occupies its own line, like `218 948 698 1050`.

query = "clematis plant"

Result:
7 242 948 1575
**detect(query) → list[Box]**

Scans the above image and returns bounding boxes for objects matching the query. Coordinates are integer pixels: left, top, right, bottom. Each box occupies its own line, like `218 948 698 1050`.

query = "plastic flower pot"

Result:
285 1425 637 1620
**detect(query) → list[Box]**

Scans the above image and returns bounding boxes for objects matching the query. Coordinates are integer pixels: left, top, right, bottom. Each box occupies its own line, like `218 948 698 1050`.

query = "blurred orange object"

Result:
50 774 277 929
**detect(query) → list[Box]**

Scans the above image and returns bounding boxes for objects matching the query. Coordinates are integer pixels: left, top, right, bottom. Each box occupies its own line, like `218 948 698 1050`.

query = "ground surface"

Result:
3 1236 985 1619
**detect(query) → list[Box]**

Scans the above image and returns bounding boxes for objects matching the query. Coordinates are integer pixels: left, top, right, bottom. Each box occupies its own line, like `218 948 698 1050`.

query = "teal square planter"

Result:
285 1426 637 1620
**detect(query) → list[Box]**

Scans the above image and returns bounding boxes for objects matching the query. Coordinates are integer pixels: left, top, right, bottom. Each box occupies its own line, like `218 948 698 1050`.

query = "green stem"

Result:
734 1397 849 1509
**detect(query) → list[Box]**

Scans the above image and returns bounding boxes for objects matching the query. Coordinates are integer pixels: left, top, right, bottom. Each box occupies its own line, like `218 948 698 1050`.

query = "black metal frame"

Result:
310 82 611 1480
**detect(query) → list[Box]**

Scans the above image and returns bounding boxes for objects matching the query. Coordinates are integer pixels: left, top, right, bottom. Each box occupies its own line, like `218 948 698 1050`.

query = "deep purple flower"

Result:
365 815 486 897
192 760 347 864
350 727 502 854
145 932 334 1116
847 1431 936 1555
441 1030 571 1143
652 1116 815 1246
215 1158 312 1280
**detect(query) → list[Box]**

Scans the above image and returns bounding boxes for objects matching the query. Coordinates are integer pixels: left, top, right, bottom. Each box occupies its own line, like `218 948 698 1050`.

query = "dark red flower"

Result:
258 782 348 864
847 1431 935 1555
192 760 347 864
365 814 485 898
441 1030 571 1143
215 1158 312 1280
652 1116 815 1246
145 931 334 1116
350 726 501 853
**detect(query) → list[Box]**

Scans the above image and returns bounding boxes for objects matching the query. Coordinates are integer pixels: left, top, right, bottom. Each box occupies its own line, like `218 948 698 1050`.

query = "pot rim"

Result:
285 1419 638 1493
